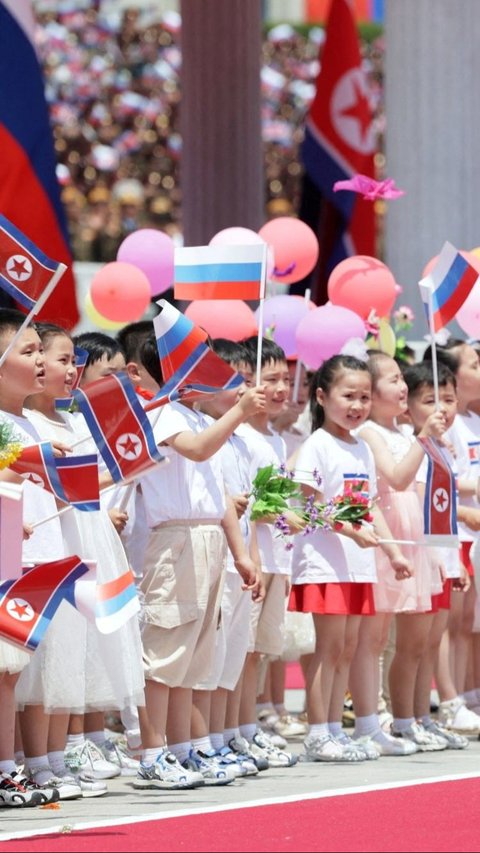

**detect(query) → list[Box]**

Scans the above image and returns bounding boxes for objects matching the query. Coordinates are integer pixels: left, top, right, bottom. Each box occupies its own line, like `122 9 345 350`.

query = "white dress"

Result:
19 409 145 712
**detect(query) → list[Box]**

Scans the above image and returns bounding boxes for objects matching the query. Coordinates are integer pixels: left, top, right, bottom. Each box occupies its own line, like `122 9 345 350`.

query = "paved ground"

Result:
2 694 480 841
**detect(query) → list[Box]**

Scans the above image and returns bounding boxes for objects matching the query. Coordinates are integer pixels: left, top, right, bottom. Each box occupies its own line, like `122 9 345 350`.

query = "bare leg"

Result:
306 614 347 725
138 679 169 749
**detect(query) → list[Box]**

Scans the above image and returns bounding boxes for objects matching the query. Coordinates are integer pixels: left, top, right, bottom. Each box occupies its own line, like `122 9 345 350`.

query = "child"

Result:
72 332 126 382
133 336 267 788
25 323 144 782
352 352 451 754
423 340 480 732
288 354 413 762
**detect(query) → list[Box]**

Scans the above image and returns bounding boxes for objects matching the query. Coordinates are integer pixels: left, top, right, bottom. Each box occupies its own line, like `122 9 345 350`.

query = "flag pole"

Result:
426 284 440 410
292 288 311 403
256 244 268 386
0 263 67 369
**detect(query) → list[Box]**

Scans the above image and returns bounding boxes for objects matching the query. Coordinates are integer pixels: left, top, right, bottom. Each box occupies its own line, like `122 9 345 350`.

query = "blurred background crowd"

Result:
33 1 384 263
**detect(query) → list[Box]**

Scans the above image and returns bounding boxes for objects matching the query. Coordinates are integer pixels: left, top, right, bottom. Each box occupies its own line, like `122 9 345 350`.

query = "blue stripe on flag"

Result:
96 584 137 619
175 262 263 284
431 253 468 312
159 314 193 357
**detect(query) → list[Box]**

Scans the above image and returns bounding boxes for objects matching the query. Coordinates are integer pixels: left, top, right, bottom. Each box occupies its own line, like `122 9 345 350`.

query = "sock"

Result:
66 734 84 751
0 760 17 775
209 732 224 751
224 727 240 745
48 750 67 776
273 704 286 717
14 751 25 768
192 736 212 755
239 724 257 743
353 714 379 738
25 755 52 784
368 728 398 747
463 690 478 708
143 747 164 765
86 730 105 747
168 741 192 765
328 722 342 737
256 703 272 713
421 715 433 728
475 689 480 705
392 717 415 733
308 723 329 738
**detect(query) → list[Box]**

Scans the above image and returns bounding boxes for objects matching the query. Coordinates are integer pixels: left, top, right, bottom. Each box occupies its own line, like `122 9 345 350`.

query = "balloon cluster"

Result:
85 228 174 330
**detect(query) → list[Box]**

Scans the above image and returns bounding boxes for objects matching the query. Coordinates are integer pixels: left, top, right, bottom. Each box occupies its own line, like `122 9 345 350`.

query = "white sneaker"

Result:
26 768 82 801
273 715 308 739
423 720 469 750
438 698 480 733
53 768 108 798
251 730 298 767
65 740 121 780
99 739 140 777
391 721 447 752
304 733 365 763
353 730 417 756
335 731 379 760
133 746 204 790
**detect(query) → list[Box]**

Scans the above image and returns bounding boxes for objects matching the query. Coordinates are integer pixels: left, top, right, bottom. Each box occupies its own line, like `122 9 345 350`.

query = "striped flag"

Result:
73 565 140 634
73 372 165 483
0 214 65 313
418 436 458 547
419 242 479 332
11 444 100 511
0 556 89 652
174 244 267 301
0 1 79 328
144 300 244 412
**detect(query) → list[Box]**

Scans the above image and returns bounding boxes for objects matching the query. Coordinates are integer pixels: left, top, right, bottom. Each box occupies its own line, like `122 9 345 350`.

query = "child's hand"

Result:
232 492 250 518
418 409 448 441
51 441 72 457
339 522 379 549
23 523 33 540
453 562 471 592
234 554 263 597
236 385 266 418
108 508 128 534
391 555 414 580
459 506 480 532
282 508 307 534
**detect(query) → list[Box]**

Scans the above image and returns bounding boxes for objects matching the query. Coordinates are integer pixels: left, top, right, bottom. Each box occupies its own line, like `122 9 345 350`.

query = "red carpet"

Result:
3 777 480 853
285 660 305 689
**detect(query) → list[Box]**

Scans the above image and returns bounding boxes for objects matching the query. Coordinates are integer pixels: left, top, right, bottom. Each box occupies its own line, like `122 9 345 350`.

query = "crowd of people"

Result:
33 2 384 262
1 300 480 808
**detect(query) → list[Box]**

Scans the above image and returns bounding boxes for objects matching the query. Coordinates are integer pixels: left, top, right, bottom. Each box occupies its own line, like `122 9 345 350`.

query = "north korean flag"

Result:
72 372 165 483
418 436 458 546
0 556 89 651
11 443 100 511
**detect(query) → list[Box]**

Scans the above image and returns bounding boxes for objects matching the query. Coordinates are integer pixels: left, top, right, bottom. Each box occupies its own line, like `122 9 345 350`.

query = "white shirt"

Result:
446 411 480 543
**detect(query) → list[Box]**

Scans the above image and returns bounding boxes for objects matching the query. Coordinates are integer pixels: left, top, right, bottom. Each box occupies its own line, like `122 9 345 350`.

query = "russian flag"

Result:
174 244 267 301
144 299 244 411
0 1 79 328
418 436 458 548
419 241 479 333
0 556 89 652
95 568 140 634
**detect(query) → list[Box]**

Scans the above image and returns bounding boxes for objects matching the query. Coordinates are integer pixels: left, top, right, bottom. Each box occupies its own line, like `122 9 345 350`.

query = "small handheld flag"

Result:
419 241 479 333
174 244 266 301
0 214 65 313
10 443 100 511
417 436 458 547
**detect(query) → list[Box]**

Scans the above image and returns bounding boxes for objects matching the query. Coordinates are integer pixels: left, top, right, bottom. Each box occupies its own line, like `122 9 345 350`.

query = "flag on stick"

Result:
174 244 267 301
11 443 100 511
73 372 165 483
0 556 89 652
417 436 458 547
418 241 479 333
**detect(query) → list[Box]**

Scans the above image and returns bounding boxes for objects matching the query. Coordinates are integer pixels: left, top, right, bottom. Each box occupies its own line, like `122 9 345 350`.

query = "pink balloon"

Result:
452 253 480 337
209 227 263 246
185 300 257 341
327 255 397 320
117 228 174 297
255 294 314 358
90 262 151 322
295 304 366 370
258 217 319 285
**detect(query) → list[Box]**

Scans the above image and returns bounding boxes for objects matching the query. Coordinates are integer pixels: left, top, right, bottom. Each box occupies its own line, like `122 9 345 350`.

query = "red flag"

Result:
11 443 100 511
0 1 79 328
299 0 377 302
417 437 458 547
0 556 89 651
72 372 165 483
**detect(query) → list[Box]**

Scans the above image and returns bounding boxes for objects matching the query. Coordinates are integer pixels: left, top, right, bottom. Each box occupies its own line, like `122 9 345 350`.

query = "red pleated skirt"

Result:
288 582 375 616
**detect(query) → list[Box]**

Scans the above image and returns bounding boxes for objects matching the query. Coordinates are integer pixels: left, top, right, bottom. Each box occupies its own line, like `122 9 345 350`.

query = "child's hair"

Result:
403 360 457 397
366 350 395 389
422 338 466 376
241 336 286 370
139 332 163 386
0 308 33 353
116 320 153 363
72 331 125 367
211 338 248 367
35 321 71 348
310 354 371 431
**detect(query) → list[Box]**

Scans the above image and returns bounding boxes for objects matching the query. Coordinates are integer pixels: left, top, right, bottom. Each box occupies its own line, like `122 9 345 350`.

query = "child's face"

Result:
42 335 77 398
259 358 291 418
407 381 458 432
372 357 408 417
81 351 126 385
317 368 372 437
287 360 309 405
455 344 480 405
0 327 45 398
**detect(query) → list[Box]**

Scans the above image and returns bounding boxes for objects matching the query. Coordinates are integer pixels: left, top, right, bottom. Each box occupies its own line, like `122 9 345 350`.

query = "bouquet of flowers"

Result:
0 421 23 471
250 464 374 548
